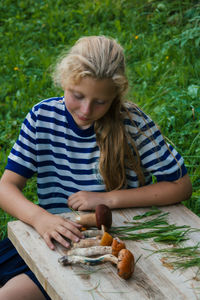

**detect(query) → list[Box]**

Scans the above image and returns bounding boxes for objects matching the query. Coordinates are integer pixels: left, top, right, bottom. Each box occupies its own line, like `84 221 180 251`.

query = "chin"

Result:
79 124 92 129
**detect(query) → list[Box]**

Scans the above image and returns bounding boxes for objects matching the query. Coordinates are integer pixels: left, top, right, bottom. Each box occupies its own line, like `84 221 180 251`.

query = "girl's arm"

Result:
107 173 192 208
0 170 84 249
68 174 192 210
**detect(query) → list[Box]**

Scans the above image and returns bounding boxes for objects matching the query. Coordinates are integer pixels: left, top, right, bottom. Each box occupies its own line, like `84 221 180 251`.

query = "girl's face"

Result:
64 77 117 129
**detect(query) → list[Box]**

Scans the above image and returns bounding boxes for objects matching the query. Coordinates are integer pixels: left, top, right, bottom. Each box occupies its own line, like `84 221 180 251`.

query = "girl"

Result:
0 36 192 299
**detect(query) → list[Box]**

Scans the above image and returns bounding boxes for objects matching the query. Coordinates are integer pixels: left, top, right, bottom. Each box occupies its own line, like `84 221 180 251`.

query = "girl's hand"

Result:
33 212 84 250
68 191 107 211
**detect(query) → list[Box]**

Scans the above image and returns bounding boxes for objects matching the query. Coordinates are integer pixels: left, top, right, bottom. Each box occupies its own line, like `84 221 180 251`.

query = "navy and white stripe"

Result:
6 97 187 214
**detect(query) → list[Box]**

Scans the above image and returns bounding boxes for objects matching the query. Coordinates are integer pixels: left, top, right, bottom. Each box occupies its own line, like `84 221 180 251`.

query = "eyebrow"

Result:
69 88 112 102
69 88 82 94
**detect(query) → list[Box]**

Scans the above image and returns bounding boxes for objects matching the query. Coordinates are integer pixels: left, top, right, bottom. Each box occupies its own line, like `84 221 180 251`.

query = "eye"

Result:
95 100 106 105
73 92 83 100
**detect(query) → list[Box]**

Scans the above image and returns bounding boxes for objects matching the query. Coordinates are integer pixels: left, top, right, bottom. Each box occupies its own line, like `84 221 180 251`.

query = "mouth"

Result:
77 115 90 122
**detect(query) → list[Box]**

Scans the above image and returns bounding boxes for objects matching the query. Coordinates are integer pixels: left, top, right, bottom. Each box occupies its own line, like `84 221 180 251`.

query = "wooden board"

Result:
8 204 200 300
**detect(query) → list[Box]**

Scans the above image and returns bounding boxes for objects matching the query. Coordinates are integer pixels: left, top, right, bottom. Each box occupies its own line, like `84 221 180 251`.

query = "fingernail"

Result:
75 237 79 242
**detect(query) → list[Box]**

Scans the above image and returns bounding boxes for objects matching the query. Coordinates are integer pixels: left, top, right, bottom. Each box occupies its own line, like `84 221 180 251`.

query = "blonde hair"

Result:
52 36 128 95
52 36 145 191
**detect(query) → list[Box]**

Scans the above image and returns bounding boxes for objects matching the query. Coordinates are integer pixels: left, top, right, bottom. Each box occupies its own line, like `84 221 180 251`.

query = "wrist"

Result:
105 191 119 209
29 206 51 229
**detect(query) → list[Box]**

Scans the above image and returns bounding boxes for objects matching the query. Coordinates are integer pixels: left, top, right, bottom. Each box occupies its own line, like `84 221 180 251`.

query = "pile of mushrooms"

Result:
58 204 135 280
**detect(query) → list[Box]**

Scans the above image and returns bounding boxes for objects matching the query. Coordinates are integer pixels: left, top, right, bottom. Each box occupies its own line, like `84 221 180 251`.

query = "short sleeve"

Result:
5 108 37 178
125 105 187 182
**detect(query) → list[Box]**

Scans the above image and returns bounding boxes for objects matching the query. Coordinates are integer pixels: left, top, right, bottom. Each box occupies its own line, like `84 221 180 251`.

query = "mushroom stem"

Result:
67 246 112 257
58 253 118 266
72 236 101 248
76 213 96 227
82 229 103 238
72 232 113 248
58 249 135 279
70 236 124 257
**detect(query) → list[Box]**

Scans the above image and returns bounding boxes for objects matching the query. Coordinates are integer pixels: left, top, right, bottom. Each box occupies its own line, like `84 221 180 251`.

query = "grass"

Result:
110 211 194 244
110 207 200 273
0 0 200 238
147 243 200 273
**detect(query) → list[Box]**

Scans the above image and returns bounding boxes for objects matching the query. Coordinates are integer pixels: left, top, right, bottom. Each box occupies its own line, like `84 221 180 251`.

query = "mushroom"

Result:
72 236 102 248
63 236 125 257
82 229 103 238
110 237 126 257
72 232 113 248
75 204 112 231
100 232 113 246
66 245 112 257
58 248 134 280
117 249 135 280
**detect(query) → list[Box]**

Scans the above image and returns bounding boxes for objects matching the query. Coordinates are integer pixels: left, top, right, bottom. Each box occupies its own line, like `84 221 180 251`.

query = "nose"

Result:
81 101 92 115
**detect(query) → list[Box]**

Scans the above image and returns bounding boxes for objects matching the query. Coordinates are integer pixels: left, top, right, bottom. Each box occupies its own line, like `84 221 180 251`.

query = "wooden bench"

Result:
8 204 200 300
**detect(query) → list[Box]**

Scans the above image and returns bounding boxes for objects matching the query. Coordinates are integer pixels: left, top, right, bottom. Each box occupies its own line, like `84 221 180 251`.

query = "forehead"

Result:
68 76 117 98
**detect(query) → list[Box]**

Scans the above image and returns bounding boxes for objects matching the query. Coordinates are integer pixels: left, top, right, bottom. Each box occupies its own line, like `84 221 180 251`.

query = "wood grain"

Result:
8 204 200 300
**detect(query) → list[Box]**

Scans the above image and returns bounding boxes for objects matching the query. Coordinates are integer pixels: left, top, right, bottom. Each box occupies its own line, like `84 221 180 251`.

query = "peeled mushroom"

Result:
67 236 125 257
72 232 113 248
66 245 112 257
58 248 135 280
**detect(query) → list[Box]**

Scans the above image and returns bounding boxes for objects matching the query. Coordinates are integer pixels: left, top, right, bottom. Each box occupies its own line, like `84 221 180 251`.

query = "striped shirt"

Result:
6 97 187 214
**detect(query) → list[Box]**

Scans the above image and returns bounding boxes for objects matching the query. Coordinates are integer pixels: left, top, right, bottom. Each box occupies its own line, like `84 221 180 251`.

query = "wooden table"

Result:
8 204 200 300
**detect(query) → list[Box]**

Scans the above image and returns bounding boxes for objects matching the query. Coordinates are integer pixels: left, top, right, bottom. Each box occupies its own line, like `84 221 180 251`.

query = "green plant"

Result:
0 0 199 239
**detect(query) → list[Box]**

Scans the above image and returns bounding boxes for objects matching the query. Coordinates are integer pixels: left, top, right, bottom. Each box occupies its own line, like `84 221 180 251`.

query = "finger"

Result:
43 232 56 250
68 192 79 201
69 200 82 211
68 194 74 201
68 196 78 207
77 203 88 211
61 222 84 239
67 219 82 228
56 225 83 244
51 230 72 248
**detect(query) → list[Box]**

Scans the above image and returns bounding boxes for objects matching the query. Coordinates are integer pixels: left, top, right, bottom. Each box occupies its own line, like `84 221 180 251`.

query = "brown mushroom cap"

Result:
95 204 112 229
111 237 126 257
117 249 135 279
100 232 113 246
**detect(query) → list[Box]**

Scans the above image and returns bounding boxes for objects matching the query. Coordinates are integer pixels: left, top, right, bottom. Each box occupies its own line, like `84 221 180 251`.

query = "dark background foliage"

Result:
0 0 199 238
